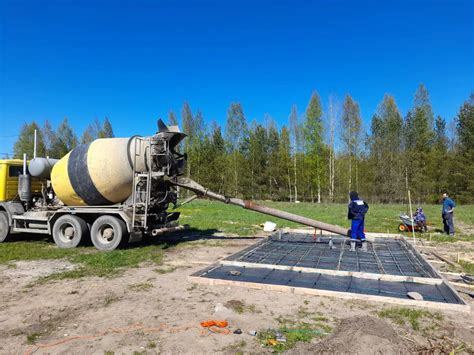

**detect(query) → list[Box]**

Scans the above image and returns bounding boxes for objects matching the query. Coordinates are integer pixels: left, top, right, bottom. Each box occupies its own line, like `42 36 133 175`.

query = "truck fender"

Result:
0 202 25 225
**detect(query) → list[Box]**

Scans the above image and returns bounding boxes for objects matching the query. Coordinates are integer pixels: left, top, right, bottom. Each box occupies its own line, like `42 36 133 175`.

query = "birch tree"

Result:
225 102 247 196
341 95 362 194
289 105 300 202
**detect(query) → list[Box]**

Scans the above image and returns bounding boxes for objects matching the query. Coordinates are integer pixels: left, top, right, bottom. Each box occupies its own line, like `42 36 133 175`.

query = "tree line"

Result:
12 117 114 159
9 84 474 204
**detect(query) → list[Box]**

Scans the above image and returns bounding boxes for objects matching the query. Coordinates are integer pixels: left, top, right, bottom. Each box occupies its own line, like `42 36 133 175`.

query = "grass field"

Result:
0 200 472 278
176 199 474 237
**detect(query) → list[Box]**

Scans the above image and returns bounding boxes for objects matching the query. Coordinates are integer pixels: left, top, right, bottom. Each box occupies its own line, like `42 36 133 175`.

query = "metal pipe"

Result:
242 200 349 236
172 177 349 237
151 224 188 236
23 153 27 175
33 129 37 159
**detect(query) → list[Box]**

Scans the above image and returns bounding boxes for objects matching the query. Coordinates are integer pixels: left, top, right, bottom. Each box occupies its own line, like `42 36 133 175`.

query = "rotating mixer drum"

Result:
51 137 148 206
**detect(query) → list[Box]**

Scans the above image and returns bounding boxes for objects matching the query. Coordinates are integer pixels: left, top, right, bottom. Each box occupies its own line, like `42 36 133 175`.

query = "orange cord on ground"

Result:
22 321 221 355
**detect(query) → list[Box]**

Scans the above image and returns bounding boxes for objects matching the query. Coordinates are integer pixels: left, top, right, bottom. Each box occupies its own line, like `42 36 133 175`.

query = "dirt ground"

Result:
0 234 473 354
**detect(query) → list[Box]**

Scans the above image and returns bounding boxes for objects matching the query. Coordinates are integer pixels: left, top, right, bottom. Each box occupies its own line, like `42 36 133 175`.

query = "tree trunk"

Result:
186 146 191 198
330 149 335 202
317 173 321 203
293 154 298 202
355 159 359 192
348 154 352 194
233 153 238 197
287 165 292 202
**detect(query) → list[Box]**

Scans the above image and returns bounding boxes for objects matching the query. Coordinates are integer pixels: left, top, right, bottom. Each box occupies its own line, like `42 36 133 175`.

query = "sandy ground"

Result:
0 234 473 355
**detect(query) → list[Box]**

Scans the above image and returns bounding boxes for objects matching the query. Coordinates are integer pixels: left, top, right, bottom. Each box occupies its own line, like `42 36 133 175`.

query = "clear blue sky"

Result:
1 0 473 155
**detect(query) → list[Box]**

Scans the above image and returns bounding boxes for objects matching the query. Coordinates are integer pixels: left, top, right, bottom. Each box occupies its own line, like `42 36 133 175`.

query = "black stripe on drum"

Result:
67 144 112 205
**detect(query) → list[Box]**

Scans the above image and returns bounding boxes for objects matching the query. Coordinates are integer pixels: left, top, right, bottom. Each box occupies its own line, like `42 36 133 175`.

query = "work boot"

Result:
350 241 356 252
361 241 368 252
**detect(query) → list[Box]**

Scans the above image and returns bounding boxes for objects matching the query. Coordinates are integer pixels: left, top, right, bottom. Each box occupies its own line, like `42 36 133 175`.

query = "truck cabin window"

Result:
8 166 29 177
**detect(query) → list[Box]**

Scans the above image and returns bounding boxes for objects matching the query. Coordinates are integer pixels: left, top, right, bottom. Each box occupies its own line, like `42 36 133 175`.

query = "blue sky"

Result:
0 0 473 155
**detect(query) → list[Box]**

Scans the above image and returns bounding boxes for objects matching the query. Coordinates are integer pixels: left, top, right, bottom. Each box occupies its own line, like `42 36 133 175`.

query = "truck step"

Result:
12 228 50 234
12 215 49 221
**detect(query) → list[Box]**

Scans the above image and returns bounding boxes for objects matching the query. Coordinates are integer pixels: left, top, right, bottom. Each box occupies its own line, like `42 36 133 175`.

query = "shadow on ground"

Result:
4 228 261 250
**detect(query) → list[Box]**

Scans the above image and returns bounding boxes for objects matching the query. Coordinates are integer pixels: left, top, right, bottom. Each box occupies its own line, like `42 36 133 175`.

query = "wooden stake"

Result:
408 189 416 245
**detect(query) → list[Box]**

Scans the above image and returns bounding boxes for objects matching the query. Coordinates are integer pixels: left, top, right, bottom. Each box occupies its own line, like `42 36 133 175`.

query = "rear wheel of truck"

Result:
0 211 10 242
53 215 88 248
91 215 127 251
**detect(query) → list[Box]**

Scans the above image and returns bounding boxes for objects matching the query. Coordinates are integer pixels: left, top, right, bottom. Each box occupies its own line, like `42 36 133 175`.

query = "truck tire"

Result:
90 215 127 251
0 211 10 242
52 215 88 248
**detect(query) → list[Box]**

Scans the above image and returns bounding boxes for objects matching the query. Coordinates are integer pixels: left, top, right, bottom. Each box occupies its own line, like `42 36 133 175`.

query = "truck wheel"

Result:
0 211 10 242
91 215 127 251
53 215 88 248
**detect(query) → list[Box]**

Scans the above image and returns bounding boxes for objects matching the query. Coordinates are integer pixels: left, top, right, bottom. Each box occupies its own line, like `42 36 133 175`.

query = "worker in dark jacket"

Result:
348 191 369 252
441 192 456 236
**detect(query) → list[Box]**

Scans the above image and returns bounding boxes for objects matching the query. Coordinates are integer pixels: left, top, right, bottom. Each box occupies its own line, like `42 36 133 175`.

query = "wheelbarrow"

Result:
398 214 424 233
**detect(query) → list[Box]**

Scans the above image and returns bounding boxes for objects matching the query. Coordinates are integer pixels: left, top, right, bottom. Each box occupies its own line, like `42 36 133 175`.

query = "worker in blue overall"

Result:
441 192 456 236
348 191 369 252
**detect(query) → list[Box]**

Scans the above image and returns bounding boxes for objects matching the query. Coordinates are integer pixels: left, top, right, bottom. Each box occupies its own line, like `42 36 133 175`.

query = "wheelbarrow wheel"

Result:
398 224 406 232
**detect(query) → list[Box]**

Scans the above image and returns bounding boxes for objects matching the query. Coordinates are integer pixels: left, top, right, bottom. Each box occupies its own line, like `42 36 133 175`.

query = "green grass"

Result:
43 245 167 281
257 322 328 353
176 199 474 236
377 307 443 331
224 299 260 314
26 332 42 344
0 239 168 281
257 307 332 352
458 260 474 274
1 201 472 277
0 240 76 264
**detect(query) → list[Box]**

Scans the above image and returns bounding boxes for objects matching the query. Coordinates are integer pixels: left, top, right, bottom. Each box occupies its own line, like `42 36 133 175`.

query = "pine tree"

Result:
52 118 78 158
207 122 227 193
454 93 474 202
13 122 46 159
99 117 114 138
428 115 449 200
369 94 403 202
181 101 194 189
80 125 95 144
42 120 57 157
168 110 178 126
414 83 434 127
248 121 269 199
404 85 435 201
190 111 206 182
279 126 292 201
265 116 281 200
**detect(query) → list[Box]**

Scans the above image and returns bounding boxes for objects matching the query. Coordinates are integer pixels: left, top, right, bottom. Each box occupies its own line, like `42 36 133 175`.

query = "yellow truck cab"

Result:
0 159 42 202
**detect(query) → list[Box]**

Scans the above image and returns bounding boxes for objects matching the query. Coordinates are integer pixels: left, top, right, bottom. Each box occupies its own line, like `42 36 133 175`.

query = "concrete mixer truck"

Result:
0 120 349 251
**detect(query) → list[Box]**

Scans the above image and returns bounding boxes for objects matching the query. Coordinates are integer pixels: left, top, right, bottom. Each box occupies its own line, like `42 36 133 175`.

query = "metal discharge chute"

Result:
171 177 350 237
